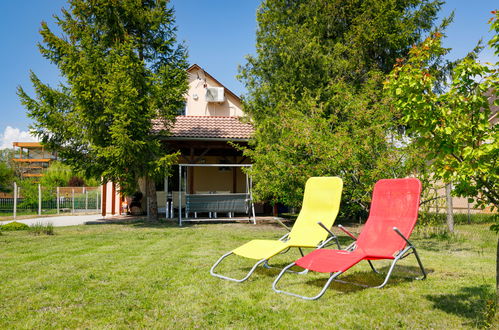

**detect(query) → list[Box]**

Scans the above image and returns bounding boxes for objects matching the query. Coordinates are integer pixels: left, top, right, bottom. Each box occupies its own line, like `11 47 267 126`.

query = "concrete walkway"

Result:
0 214 104 227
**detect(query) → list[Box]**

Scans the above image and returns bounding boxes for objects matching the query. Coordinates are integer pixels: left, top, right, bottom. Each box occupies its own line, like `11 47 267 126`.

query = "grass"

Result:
0 221 496 328
29 222 55 235
0 209 58 219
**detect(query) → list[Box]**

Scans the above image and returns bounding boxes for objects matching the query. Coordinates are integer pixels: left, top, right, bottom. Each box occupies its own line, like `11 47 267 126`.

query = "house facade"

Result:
101 64 254 217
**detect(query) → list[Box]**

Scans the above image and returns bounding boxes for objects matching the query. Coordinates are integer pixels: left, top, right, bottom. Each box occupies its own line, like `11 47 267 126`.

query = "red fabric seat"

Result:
295 178 421 274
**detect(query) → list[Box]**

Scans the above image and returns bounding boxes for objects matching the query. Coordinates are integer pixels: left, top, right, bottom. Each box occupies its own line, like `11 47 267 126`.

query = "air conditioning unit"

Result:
205 87 225 103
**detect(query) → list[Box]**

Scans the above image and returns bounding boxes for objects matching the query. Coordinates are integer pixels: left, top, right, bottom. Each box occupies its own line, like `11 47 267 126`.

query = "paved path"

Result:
0 214 104 227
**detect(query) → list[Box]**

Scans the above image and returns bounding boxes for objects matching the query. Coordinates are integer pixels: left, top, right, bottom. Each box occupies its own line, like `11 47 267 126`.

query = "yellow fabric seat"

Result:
232 240 290 259
211 177 343 282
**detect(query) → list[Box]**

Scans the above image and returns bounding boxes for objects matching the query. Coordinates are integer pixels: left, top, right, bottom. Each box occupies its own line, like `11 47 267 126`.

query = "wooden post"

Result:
164 176 168 218
111 183 116 215
189 148 195 194
467 201 471 224
232 156 237 193
101 183 107 217
445 183 454 233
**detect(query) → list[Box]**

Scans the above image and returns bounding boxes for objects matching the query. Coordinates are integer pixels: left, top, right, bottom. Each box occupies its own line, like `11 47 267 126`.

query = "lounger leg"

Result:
411 247 427 280
210 252 266 282
374 246 426 288
272 263 342 300
367 260 380 274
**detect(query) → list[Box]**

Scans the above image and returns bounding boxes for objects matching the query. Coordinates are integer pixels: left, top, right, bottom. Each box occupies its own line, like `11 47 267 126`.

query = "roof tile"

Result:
152 116 254 140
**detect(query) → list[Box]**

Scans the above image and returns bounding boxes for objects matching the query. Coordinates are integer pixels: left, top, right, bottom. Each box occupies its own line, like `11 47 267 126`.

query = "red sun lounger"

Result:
273 178 427 300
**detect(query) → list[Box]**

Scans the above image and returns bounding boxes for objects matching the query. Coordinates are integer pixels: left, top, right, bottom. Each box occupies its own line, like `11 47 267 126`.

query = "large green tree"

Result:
239 0 444 216
18 0 188 221
0 149 15 193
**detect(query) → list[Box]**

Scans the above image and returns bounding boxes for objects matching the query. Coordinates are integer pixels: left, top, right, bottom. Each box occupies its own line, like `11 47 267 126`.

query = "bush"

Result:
0 221 30 231
30 222 55 235
68 176 84 187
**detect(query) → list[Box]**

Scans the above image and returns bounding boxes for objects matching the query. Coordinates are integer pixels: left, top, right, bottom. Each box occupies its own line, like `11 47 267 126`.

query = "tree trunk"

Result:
496 238 499 306
145 176 158 222
445 183 454 233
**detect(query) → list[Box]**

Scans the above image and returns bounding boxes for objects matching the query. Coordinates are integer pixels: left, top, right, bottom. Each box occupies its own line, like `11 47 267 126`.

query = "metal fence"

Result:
0 183 100 218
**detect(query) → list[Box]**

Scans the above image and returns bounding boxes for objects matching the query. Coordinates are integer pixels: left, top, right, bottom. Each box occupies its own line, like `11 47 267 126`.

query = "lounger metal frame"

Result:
210 227 341 283
272 226 426 300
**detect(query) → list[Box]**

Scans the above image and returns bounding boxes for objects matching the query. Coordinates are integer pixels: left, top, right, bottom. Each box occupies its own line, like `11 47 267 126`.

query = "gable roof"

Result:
187 64 241 103
152 116 254 141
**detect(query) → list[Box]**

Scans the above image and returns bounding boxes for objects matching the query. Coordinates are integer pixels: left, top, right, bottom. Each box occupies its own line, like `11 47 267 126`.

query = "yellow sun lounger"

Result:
210 177 343 282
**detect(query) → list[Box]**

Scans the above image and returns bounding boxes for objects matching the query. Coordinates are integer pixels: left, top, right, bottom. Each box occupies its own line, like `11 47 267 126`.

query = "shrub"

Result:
0 221 30 231
30 222 55 235
68 176 84 187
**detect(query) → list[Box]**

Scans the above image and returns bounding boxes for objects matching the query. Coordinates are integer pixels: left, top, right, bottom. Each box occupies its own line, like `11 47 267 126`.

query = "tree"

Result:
18 0 188 221
385 11 498 301
18 179 54 210
0 149 15 193
239 0 444 216
0 162 14 193
40 161 73 188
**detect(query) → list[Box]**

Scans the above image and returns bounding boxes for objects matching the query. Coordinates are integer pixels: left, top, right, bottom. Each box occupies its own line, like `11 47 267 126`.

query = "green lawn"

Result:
0 221 496 328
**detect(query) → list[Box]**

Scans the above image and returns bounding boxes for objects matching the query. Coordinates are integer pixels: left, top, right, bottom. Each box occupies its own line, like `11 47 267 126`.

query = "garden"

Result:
0 217 496 328
0 0 497 328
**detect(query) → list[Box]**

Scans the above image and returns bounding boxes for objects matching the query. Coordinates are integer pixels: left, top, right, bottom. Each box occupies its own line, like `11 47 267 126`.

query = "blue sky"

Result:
0 0 497 148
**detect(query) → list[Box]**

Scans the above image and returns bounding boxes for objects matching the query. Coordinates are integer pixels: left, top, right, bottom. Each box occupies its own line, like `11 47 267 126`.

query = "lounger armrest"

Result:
317 222 341 249
274 217 291 232
317 221 336 237
279 233 290 241
393 227 413 247
338 224 357 240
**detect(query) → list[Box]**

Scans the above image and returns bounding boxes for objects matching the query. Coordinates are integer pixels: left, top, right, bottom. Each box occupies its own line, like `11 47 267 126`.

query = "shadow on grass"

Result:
86 217 284 229
252 261 433 295
425 285 496 328
85 217 180 228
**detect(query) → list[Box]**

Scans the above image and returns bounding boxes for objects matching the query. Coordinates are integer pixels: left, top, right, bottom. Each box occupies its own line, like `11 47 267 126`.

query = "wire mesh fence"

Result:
0 184 100 218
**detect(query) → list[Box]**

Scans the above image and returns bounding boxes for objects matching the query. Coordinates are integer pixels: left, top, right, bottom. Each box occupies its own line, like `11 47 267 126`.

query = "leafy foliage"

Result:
0 149 15 193
18 179 54 209
30 222 55 236
67 176 85 187
0 221 30 231
0 162 15 193
385 12 499 211
17 0 188 200
40 161 73 188
239 0 443 215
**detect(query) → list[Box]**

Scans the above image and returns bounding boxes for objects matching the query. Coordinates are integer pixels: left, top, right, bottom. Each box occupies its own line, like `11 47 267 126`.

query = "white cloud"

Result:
0 126 39 149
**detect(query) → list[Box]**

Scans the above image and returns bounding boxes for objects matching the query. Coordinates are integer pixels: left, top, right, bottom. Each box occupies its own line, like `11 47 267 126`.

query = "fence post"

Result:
56 187 60 214
84 187 88 212
38 184 42 216
72 189 75 214
13 182 17 220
